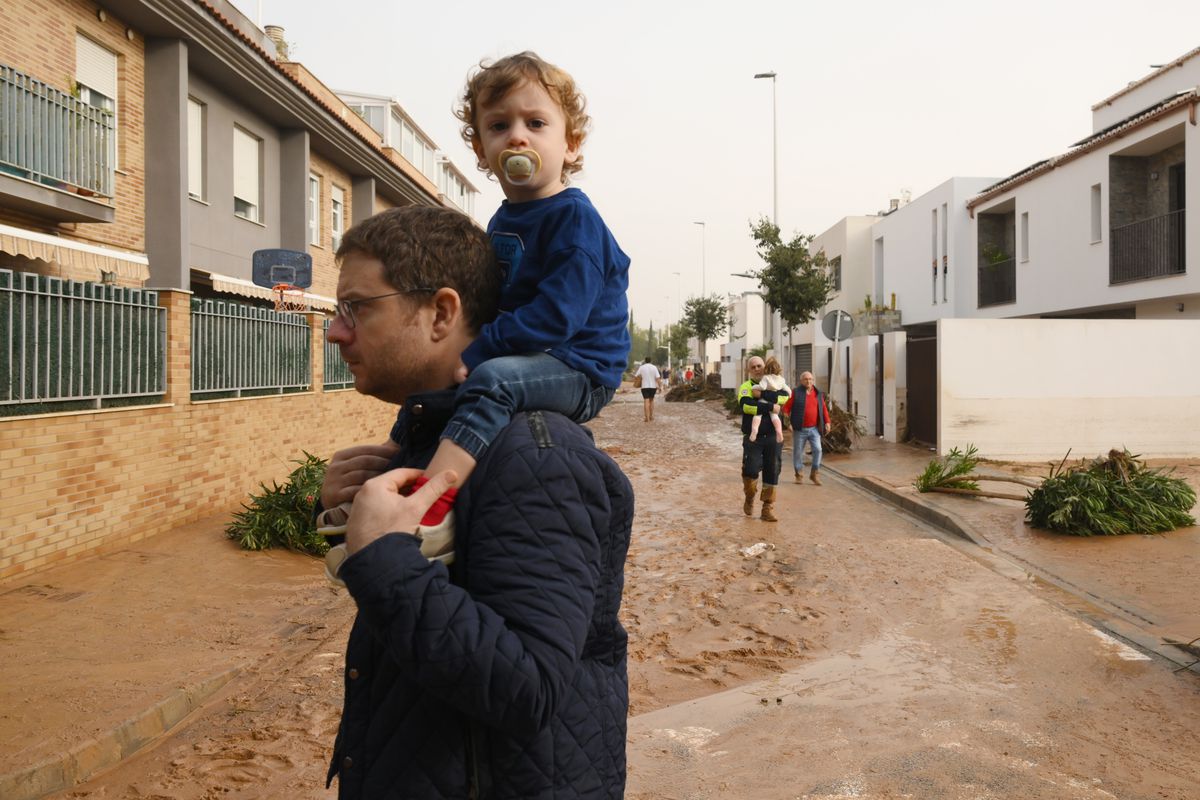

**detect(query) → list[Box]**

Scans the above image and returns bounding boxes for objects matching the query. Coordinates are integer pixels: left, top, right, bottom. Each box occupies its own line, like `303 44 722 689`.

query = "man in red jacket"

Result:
784 371 831 485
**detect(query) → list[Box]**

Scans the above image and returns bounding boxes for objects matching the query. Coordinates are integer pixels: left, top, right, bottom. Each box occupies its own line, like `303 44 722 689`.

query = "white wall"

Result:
883 330 907 443
938 318 1200 459
1091 49 1200 132
872 178 997 325
849 336 878 435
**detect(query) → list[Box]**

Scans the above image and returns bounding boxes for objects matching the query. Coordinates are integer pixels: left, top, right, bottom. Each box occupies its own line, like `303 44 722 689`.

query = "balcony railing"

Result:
977 258 1015 308
0 64 115 198
1110 209 1186 284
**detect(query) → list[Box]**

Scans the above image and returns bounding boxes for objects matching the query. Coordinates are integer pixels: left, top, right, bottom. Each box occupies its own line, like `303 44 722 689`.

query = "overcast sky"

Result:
234 0 1199 329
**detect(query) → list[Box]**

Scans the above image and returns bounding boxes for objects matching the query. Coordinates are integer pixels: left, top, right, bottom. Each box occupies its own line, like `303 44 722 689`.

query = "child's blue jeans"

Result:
441 352 614 460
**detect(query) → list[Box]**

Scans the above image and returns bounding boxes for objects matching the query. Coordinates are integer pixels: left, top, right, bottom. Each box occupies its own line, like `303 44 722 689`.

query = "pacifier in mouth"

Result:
499 149 541 185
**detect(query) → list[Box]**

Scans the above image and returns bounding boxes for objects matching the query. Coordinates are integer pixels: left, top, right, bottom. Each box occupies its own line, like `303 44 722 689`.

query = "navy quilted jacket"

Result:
328 389 633 799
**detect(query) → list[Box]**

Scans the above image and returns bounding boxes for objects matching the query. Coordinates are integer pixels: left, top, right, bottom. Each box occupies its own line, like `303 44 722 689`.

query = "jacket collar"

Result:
392 388 456 453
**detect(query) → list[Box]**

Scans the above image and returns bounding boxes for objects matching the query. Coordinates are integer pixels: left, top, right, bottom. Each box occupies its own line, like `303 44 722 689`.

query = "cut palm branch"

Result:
916 445 1042 500
1025 449 1196 536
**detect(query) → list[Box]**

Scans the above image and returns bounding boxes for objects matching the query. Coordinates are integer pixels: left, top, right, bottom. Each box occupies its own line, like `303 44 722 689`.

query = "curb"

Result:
0 667 240 800
824 464 1200 676
834 471 989 548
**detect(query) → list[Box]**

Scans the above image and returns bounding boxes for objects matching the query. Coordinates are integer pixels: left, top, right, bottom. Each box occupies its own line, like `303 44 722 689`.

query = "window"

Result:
232 126 262 222
187 98 206 200
941 202 948 302
331 186 345 251
1020 212 1029 262
830 255 842 291
1090 184 1102 242
75 34 118 170
931 208 938 303
308 173 321 245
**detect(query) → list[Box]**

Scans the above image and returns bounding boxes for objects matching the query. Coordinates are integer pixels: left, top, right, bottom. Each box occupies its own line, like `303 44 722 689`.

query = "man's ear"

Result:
428 287 464 342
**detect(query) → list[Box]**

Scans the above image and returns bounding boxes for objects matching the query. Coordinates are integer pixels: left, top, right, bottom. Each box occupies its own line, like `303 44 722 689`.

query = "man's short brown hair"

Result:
456 51 590 180
335 206 499 333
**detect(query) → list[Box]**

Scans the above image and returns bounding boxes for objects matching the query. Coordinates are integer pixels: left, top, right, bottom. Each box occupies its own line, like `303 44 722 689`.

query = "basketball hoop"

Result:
272 284 308 312
252 249 313 313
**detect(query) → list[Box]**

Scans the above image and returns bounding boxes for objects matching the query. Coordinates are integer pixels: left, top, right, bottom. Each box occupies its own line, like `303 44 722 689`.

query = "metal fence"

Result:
191 299 311 398
0 64 116 198
0 269 165 411
322 318 354 390
1110 209 1186 285
977 258 1016 308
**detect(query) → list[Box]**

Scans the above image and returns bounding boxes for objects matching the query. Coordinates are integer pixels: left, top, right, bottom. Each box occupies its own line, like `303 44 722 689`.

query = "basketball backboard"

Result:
252 249 312 290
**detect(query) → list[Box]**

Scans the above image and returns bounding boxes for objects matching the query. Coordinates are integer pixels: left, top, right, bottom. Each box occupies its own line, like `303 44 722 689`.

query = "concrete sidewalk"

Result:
820 435 1200 669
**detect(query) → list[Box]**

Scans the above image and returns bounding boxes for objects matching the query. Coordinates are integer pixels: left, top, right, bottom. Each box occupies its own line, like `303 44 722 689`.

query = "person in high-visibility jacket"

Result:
737 356 789 521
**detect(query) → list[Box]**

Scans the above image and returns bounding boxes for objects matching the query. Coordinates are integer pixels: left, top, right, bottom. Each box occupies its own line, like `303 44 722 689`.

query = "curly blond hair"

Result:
455 52 590 181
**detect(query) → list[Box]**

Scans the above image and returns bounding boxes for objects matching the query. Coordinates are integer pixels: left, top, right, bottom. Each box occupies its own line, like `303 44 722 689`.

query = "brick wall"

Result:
0 291 396 582
0 0 147 261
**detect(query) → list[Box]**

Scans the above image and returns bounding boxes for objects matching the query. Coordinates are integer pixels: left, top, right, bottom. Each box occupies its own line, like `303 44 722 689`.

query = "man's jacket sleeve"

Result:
339 435 608 740
738 381 759 416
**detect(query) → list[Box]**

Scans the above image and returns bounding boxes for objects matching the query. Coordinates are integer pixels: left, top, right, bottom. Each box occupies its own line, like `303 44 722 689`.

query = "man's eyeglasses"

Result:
336 287 437 329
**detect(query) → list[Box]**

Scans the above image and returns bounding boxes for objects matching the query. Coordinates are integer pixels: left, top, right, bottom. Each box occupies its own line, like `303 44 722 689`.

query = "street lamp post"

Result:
753 71 778 225
693 221 706 296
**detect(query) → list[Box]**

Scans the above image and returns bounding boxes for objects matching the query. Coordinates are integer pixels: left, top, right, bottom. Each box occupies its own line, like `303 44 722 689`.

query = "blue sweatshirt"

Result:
461 188 631 388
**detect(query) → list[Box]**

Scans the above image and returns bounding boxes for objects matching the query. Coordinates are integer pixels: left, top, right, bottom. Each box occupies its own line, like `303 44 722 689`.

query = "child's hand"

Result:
454 359 469 384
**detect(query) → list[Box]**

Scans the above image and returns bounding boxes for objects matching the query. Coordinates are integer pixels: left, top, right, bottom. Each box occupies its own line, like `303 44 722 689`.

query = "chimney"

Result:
264 25 288 60
888 198 899 212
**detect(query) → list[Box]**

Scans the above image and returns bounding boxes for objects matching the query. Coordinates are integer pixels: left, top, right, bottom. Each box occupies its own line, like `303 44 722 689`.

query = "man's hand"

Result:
320 443 401 510
346 468 459 555
824 423 831 434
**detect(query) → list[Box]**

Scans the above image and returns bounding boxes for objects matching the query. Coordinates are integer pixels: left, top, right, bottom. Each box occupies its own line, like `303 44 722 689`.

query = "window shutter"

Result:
76 34 117 99
233 128 260 207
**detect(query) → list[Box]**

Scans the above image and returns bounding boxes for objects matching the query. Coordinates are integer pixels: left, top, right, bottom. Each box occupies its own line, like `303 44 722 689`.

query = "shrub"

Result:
226 452 328 555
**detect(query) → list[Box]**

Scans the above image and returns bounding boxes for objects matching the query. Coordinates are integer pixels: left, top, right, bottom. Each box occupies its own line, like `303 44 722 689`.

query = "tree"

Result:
668 323 692 367
681 294 730 373
748 217 836 334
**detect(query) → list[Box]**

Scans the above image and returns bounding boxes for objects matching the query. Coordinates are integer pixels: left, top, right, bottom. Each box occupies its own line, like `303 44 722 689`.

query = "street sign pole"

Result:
821 310 854 407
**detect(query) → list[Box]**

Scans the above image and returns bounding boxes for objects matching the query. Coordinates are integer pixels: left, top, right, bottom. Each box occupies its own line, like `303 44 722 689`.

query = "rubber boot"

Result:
810 468 822 486
743 478 758 516
760 485 778 522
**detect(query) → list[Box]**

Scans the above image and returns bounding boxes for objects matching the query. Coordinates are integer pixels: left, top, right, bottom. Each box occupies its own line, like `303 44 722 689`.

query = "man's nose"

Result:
326 314 354 344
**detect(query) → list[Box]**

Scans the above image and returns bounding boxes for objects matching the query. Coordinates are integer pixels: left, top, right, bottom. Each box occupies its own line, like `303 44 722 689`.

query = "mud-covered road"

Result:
58 391 1200 799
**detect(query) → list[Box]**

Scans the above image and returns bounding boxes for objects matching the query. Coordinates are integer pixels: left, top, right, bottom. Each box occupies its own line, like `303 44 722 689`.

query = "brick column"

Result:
158 289 193 404
305 311 326 393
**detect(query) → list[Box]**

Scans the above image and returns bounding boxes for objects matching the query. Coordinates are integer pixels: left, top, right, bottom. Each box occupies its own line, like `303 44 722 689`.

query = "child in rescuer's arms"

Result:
749 359 789 443
318 52 630 564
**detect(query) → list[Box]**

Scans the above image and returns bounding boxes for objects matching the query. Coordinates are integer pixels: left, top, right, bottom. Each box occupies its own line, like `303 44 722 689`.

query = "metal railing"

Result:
191 299 311 399
322 318 354 389
0 269 165 411
1110 209 1186 284
977 257 1016 308
0 64 115 197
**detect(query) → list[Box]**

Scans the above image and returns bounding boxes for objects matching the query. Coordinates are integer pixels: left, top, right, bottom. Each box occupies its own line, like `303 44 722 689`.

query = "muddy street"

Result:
52 391 1200 799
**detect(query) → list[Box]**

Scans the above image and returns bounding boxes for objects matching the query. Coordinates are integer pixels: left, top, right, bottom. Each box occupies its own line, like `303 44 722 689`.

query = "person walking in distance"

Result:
737 356 789 521
784 370 830 485
634 357 662 422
